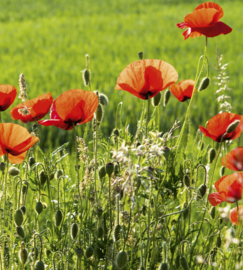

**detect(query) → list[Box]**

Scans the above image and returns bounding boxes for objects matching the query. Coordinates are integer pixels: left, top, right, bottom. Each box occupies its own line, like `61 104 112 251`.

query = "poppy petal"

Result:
38 119 73 130
192 22 232 38
222 147 243 171
199 125 218 141
195 2 224 21
0 85 17 111
170 80 195 102
229 206 243 225
208 192 224 206
8 151 27 164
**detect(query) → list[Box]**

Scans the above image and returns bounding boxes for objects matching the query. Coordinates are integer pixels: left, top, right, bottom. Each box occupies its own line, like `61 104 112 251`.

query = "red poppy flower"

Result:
177 2 232 40
229 206 243 225
115 59 178 100
199 112 243 142
0 123 39 164
170 80 195 102
222 147 243 171
38 89 99 130
10 93 53 123
208 173 243 206
0 84 17 111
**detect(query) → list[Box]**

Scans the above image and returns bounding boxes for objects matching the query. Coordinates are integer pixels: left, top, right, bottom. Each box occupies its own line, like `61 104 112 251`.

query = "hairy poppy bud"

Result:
71 223 78 239
49 172 55 180
8 167 20 176
159 262 169 270
113 128 119 137
94 90 99 97
20 205 26 215
18 245 28 265
163 90 171 107
106 162 114 177
138 51 143 60
180 256 189 270
175 255 180 268
14 209 24 226
97 227 103 238
114 163 120 176
16 226 25 239
198 77 210 92
39 170 47 186
151 92 162 107
0 162 6 173
55 169 63 179
226 120 240 134
34 260 45 270
82 69 90 86
183 202 189 220
220 166 225 177
184 175 190 188
196 184 207 200
75 248 84 259
85 247 93 258
29 157 36 167
22 185 28 195
208 148 216 164
96 104 103 123
113 224 122 242
140 267 145 270
99 93 109 107
97 208 103 218
99 166 106 179
46 249 51 257
210 207 216 219
116 251 127 269
216 235 221 248
55 210 63 226
197 140 204 150
35 201 43 215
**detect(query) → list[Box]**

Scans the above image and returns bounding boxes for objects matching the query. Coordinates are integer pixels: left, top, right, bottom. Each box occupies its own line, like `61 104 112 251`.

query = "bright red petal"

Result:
0 85 17 111
229 206 243 225
199 125 218 141
192 22 232 38
208 192 224 206
222 147 243 171
38 119 73 130
184 9 219 28
8 151 27 164
195 2 224 21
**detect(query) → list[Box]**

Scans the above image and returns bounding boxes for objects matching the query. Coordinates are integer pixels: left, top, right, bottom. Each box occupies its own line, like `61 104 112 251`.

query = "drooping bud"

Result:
113 128 119 137
183 202 189 220
138 51 143 60
180 256 189 270
97 227 103 238
197 140 204 150
210 207 216 219
18 243 28 265
49 172 55 180
0 162 6 173
163 90 171 107
46 249 51 257
113 224 122 242
55 169 63 179
220 166 225 177
198 77 210 92
216 235 221 248
175 255 180 268
20 205 27 215
196 184 207 200
39 170 47 186
106 162 114 177
99 93 109 107
96 104 103 123
55 210 63 227
151 92 162 107
35 201 43 215
116 251 128 269
85 247 94 258
99 166 106 179
34 260 45 270
226 120 240 134
16 226 25 239
97 208 103 218
159 262 169 270
14 209 24 226
184 175 190 188
75 248 84 260
22 185 28 194
71 223 78 239
207 148 216 164
82 69 90 86
29 157 36 167
8 167 20 176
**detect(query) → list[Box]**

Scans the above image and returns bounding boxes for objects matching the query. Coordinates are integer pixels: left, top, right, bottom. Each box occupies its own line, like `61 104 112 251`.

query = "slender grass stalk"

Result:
145 95 150 138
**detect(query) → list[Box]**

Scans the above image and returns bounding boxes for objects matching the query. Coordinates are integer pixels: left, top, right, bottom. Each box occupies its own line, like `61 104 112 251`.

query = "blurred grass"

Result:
0 0 243 152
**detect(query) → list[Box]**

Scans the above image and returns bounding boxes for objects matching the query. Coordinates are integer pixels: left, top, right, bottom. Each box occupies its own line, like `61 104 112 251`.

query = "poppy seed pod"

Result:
85 247 94 258
116 251 128 269
0 162 6 173
35 201 43 215
180 256 189 270
220 166 225 177
208 148 216 164
98 166 106 179
39 170 47 186
14 209 24 226
99 93 109 107
184 175 190 187
71 223 78 239
151 92 162 107
34 260 45 270
138 51 143 60
16 226 25 239
106 162 114 177
163 90 171 107
75 248 84 259
97 227 103 238
20 205 27 215
82 69 90 86
96 104 103 123
159 262 169 270
226 120 240 134
18 246 28 265
196 184 207 200
198 77 210 92
29 157 36 167
113 224 122 242
210 207 216 219
55 210 63 226
8 167 20 176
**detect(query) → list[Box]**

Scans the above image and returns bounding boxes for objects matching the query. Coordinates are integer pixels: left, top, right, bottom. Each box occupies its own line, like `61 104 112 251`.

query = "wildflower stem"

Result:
0 112 2 124
146 95 150 138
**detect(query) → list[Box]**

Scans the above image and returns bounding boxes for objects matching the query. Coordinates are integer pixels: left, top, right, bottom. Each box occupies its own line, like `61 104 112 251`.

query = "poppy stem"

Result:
0 112 2 123
146 95 150 138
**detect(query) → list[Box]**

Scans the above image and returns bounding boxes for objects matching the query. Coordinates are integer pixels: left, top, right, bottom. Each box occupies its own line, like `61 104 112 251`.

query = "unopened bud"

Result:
113 224 122 242
39 170 47 186
0 162 6 173
20 205 27 215
226 120 240 134
16 226 25 239
75 248 84 259
71 223 78 239
8 167 20 176
216 235 221 248
85 247 93 258
99 93 109 107
113 128 119 137
96 104 103 123
197 140 204 150
180 256 189 270
196 184 207 200
29 157 36 167
116 251 127 269
151 92 162 107
220 166 225 177
97 227 103 238
106 162 114 177
35 201 43 215
210 207 216 219
184 175 190 187
138 52 143 60
55 169 63 179
82 69 90 86
14 209 24 226
99 166 106 179
198 77 210 91
34 260 45 270
183 202 189 220
55 210 63 226
18 247 28 265
208 148 216 164
159 262 169 270
163 90 171 107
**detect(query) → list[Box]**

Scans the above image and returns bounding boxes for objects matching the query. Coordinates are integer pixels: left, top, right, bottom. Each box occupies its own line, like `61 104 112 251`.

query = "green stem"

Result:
145 95 150 138
0 112 2 124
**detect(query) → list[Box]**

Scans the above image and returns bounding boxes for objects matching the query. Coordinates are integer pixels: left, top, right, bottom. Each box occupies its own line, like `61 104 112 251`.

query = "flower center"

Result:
18 106 31 116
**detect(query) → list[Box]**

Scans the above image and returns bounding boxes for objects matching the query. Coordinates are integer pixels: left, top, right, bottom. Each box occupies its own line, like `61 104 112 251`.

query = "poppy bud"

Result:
208 148 216 164
35 201 43 215
49 172 55 180
140 267 145 270
210 207 216 219
198 77 210 92
142 205 147 216
71 223 78 239
113 128 119 137
75 248 84 259
0 162 6 173
46 249 51 257
162 146 170 159
55 210 63 226
43 202 48 209
159 262 169 270
180 256 189 270
197 140 204 150
55 169 63 179
29 157 36 167
22 185 28 194
99 166 106 179
175 255 180 268
226 120 240 134
85 247 94 258
216 235 221 248
184 175 190 188
196 184 207 200
183 202 189 220
99 93 109 107
135 176 141 193
151 92 162 107
34 260 45 270
114 163 120 176
138 51 143 60
97 227 103 238
220 166 225 177
16 226 25 239
93 90 99 97
96 104 103 123
163 90 171 107
97 208 103 218
113 224 122 242
39 170 47 186
106 162 114 177
18 246 28 265
8 167 20 176
116 251 127 269
82 69 90 86
14 209 24 226
20 205 27 215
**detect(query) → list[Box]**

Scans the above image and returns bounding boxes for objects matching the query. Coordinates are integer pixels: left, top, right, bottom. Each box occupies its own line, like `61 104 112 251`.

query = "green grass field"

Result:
1 0 243 151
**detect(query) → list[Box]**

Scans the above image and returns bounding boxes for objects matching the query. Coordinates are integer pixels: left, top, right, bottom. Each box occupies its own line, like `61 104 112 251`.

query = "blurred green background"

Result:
1 0 243 151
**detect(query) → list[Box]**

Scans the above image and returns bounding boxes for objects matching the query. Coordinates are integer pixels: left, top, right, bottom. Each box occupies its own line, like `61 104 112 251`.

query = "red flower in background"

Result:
10 93 53 123
0 84 17 111
38 89 99 130
208 173 243 206
170 80 195 102
199 112 243 142
229 206 243 225
222 147 243 171
177 2 232 40
115 59 178 100
0 123 39 164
